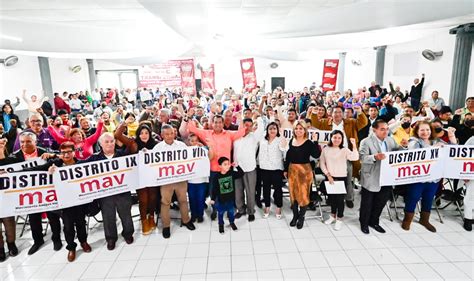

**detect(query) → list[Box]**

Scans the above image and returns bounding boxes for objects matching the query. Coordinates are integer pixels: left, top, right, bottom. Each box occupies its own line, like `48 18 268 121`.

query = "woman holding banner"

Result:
320 131 359 230
284 120 321 229
402 121 457 232
115 117 158 235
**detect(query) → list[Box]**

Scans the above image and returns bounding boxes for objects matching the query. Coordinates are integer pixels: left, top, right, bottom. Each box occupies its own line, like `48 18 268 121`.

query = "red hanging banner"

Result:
321 59 339 92
240 58 257 92
178 59 196 96
201 64 216 94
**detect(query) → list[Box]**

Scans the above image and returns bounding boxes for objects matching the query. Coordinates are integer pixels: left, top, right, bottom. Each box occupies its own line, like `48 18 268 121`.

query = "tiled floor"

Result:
1 191 472 281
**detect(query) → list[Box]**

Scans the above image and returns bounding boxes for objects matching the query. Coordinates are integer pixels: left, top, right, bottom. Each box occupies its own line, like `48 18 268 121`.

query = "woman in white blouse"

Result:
258 122 288 219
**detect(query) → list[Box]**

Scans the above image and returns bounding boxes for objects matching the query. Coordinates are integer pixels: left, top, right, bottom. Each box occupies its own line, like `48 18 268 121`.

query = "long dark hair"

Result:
327 130 345 149
135 124 157 150
264 122 280 140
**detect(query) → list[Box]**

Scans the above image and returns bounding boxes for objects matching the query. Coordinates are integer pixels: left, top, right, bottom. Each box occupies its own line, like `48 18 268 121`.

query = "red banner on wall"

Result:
321 59 339 92
138 61 182 89
179 59 196 96
201 64 216 94
240 58 257 92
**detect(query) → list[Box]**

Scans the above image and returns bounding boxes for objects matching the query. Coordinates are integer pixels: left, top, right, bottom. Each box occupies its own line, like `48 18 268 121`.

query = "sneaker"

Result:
324 216 336 225
230 223 238 231
235 212 245 219
334 219 342 231
219 224 224 234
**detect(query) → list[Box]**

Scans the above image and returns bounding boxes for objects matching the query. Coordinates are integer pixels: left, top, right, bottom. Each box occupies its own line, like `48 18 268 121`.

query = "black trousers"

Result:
29 212 61 244
359 186 392 227
62 205 87 251
261 169 283 208
99 192 134 242
323 176 347 218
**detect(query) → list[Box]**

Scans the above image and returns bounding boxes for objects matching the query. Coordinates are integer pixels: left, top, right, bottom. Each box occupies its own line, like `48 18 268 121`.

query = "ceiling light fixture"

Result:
0 56 19 67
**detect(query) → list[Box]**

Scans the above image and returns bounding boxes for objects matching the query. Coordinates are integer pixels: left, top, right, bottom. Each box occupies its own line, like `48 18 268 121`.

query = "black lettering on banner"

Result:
125 156 137 168
324 132 330 142
430 148 439 159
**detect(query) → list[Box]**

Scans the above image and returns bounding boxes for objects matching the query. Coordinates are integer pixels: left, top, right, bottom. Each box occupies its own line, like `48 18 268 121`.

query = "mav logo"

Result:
19 189 56 206
80 174 125 193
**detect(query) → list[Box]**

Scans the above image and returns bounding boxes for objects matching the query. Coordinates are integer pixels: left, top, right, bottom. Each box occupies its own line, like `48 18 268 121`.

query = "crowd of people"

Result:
0 74 473 264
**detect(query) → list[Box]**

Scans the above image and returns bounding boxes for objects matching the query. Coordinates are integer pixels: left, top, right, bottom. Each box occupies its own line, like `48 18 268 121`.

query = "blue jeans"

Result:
216 200 235 225
405 182 438 212
188 183 207 219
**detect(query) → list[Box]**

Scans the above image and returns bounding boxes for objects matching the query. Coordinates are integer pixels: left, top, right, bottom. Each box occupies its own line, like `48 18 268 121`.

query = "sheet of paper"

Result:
324 181 347 194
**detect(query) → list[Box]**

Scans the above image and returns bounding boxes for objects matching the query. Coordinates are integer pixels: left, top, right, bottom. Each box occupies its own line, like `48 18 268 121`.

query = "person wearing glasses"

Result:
13 113 58 151
23 142 92 262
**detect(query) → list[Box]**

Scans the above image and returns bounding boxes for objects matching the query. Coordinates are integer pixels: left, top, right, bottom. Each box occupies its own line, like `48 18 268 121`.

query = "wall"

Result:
343 48 376 92
0 52 42 110
49 58 90 94
383 28 457 103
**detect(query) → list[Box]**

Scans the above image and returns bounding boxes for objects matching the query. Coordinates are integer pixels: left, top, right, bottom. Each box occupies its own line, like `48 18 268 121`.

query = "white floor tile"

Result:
186 243 210 258
232 270 258 281
306 267 336 280
316 237 342 251
300 251 328 268
411 246 448 263
277 252 305 269
255 254 280 271
379 264 415 280
231 241 253 256
404 263 443 280
345 249 377 266
82 261 114 279
231 255 256 272
281 268 310 281
336 236 365 250
390 247 422 264
257 269 284 281
116 245 145 260
207 256 231 273
55 262 89 279
182 257 208 275
331 266 363 280
208 242 231 256
252 240 276 254
433 245 471 262
367 248 401 265
106 260 138 278
132 259 160 277
452 262 474 279
356 265 389 280
140 245 166 260
323 250 353 267
429 262 471 280
157 258 184 276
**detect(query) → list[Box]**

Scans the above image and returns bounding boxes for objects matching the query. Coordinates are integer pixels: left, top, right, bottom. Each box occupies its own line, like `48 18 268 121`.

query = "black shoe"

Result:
162 227 171 239
181 220 196 231
289 204 299 227
235 212 244 219
463 219 472 231
125 237 134 244
308 202 316 211
0 248 5 262
107 240 116 251
28 241 44 255
219 224 224 234
361 225 370 234
53 240 63 251
7 242 18 257
190 217 196 223
248 214 255 222
369 224 386 233
230 223 238 231
296 206 307 229
210 208 217 221
345 200 354 208
256 200 263 208
197 217 204 223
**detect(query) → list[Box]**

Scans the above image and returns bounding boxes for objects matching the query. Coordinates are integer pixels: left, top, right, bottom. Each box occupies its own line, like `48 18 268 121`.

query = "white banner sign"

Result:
380 147 445 186
54 155 139 208
443 145 474 180
0 171 58 217
139 146 210 187
283 128 332 145
0 157 46 172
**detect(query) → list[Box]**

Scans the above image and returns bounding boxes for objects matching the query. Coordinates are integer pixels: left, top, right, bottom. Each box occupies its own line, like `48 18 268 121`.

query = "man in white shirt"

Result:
233 117 265 221
155 124 196 238
428 90 445 112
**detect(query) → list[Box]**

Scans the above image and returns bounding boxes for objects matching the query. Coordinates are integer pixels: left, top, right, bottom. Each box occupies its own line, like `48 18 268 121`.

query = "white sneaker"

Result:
263 207 270 218
324 216 336 225
334 219 342 231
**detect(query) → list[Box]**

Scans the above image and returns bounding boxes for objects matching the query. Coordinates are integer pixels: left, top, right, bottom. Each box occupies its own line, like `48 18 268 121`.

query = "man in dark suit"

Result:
409 73 425 111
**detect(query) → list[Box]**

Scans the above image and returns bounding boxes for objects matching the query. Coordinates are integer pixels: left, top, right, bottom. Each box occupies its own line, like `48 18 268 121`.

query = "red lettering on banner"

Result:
397 164 431 177
158 163 196 178
19 190 57 206
240 58 257 91
80 174 125 193
463 162 474 172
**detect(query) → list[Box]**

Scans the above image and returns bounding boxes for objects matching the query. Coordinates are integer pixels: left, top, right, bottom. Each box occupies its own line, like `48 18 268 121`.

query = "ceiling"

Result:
0 0 473 64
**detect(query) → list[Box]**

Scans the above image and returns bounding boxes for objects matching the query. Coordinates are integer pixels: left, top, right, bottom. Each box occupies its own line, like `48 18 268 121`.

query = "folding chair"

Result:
17 214 49 237
306 172 325 222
